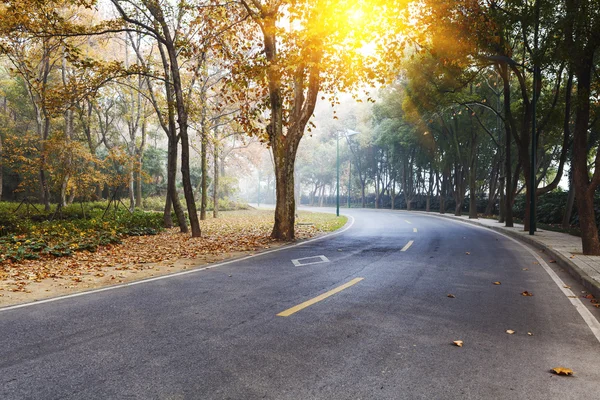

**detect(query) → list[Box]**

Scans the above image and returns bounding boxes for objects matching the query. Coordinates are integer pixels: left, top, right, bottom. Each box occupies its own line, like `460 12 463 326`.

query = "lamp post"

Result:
347 160 352 209
336 129 360 217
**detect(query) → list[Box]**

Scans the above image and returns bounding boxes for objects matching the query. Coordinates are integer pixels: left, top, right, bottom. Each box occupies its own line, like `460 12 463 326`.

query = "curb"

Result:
410 211 600 300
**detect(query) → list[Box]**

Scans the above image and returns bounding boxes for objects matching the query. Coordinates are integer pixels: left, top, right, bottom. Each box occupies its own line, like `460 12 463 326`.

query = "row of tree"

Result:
1 0 599 255
294 0 600 255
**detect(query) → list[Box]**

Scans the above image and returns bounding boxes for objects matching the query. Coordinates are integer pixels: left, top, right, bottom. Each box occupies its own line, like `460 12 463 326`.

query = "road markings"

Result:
277 277 364 317
404 220 412 224
413 228 418 233
401 240 414 252
291 255 330 267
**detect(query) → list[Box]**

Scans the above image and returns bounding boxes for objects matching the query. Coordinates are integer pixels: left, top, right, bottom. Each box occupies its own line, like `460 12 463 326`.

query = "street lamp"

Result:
337 129 360 217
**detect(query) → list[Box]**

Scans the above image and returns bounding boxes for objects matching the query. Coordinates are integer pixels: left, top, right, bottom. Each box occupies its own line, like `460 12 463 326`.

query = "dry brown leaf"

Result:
583 294 594 300
506 329 515 334
465 252 471 255
527 332 533 336
447 294 456 298
551 367 573 376
522 268 529 271
593 304 600 308
493 281 501 285
549 260 557 263
453 340 463 347
563 285 571 289
568 295 578 299
522 291 534 296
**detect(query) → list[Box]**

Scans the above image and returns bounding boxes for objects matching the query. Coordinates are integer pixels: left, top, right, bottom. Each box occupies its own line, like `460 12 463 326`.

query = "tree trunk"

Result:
164 191 173 228
562 168 575 228
499 63 514 227
498 174 506 223
165 135 187 232
151 10 200 237
469 146 478 219
361 181 366 208
426 194 430 212
213 140 219 219
200 131 207 220
572 55 600 254
272 141 298 240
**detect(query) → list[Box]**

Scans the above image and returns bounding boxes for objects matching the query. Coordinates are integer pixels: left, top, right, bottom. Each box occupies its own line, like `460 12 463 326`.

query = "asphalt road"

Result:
1 209 600 399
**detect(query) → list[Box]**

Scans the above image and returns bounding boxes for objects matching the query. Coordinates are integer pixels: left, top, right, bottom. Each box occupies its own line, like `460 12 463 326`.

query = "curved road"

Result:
1 209 599 399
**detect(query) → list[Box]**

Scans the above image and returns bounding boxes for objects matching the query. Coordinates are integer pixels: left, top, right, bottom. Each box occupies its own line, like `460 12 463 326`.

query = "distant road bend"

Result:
1 208 599 399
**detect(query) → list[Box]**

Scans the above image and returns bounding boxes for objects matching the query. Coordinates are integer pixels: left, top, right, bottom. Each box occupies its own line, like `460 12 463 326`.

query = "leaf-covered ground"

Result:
0 210 347 307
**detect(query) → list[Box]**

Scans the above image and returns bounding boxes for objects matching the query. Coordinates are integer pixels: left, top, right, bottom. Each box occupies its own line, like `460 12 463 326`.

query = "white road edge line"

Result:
414 212 600 344
0 215 356 313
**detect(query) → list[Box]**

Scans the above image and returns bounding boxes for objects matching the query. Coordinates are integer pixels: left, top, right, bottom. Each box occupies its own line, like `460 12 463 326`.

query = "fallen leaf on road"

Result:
549 260 557 263
563 285 571 289
568 295 578 298
493 281 501 285
527 332 533 336
453 340 463 347
551 367 573 376
593 304 600 308
465 252 471 255
522 268 529 271
447 294 456 298
583 294 594 299
591 299 598 304
506 329 515 334
522 291 534 296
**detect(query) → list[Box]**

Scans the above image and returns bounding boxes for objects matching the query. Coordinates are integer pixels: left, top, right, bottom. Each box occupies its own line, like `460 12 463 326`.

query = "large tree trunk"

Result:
272 139 298 240
572 54 600 254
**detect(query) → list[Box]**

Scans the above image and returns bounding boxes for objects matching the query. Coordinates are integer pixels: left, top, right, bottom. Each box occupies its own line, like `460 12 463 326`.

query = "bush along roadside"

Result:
0 210 164 263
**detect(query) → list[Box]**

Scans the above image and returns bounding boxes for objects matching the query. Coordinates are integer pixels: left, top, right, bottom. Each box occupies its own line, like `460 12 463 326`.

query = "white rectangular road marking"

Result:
401 241 414 252
291 255 330 267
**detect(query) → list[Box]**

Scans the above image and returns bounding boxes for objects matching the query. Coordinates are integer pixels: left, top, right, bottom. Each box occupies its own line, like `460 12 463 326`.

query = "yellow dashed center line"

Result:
401 240 414 252
277 278 364 317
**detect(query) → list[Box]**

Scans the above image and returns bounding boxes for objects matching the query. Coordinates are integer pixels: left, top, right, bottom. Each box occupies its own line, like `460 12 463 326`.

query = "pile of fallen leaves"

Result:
0 210 345 293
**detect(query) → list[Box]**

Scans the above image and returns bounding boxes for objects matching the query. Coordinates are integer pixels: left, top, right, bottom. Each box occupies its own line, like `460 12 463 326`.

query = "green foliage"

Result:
0 201 164 262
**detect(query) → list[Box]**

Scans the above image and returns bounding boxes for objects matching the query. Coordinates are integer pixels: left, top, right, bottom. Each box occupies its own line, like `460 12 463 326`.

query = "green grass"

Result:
296 211 348 233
